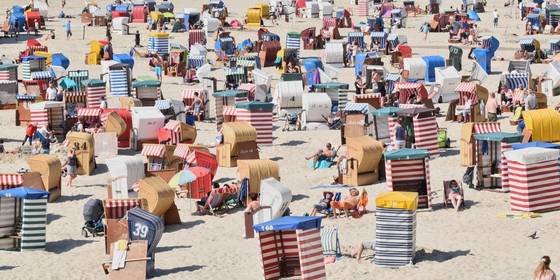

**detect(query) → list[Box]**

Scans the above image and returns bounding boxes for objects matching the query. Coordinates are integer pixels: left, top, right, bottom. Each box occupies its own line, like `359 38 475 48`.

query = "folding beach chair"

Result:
510 107 523 125
320 192 341 216
321 227 342 263
237 177 249 207
443 180 464 209
196 190 225 215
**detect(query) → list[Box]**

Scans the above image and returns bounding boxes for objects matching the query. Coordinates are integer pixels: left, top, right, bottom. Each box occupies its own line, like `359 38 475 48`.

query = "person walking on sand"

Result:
64 19 72 39
534 256 556 280
421 22 430 40
62 148 78 188
493 9 499 28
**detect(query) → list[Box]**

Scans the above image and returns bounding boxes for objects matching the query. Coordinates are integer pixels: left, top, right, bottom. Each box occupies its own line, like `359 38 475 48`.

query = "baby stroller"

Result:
282 110 305 131
324 113 343 130
81 199 105 237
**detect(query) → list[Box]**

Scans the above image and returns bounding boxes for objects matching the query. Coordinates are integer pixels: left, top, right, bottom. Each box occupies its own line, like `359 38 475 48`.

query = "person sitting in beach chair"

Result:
309 191 334 216
444 180 464 211
330 188 360 218
244 193 260 214
305 143 338 169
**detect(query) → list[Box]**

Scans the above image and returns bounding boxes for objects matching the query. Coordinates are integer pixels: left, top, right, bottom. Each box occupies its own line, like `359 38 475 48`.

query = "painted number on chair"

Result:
132 223 148 239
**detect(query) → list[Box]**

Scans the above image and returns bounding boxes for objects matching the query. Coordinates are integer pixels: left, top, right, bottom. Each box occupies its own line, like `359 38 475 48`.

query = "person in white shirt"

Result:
46 82 57 101
493 9 499 27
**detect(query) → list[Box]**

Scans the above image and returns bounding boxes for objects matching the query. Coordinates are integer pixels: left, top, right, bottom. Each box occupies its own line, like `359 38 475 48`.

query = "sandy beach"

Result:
0 0 559 279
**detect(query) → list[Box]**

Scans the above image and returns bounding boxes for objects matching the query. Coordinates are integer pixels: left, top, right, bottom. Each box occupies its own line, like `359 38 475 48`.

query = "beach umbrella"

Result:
51 53 70 69
467 10 480 21
168 170 197 189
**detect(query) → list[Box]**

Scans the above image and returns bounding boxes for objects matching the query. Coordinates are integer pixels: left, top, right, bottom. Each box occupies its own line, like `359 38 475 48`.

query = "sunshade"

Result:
168 170 197 189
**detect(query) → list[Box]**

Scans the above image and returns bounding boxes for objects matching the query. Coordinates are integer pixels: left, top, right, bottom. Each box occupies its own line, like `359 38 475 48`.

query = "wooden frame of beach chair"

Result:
443 180 465 209
244 206 271 239
102 240 148 280
137 176 179 225
26 155 62 202
342 136 383 186
103 198 143 255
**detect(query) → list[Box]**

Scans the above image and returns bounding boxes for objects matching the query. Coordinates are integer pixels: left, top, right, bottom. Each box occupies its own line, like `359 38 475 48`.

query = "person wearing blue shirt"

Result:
64 19 72 39
395 119 406 150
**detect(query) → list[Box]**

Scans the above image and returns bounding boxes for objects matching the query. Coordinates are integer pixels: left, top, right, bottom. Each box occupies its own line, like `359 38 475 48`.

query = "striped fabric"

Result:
103 199 142 219
236 57 257 68
413 116 439 158
31 70 55 81
258 230 298 280
550 14 560 30
344 102 369 114
500 142 513 192
398 104 425 109
182 86 205 107
388 117 397 149
347 32 365 48
188 55 205 68
22 60 46 81
0 197 16 239
357 0 368 16
223 106 237 117
0 69 17 80
238 83 256 100
141 144 166 158
154 99 171 110
67 70 89 91
109 69 129 96
473 123 501 134
508 158 560 212
323 18 336 29
371 32 387 49
236 108 273 146
16 94 37 100
163 120 182 144
22 61 31 81
320 227 341 257
173 144 190 160
550 39 560 54
21 198 47 251
385 158 431 209
505 73 529 90
519 38 535 46
188 29 206 49
0 174 23 189
286 34 301 50
148 35 170 55
385 73 401 94
456 82 477 105
64 92 86 105
28 45 48 55
224 68 246 84
86 85 105 108
296 228 325 280
77 108 101 124
374 207 416 267
395 82 422 104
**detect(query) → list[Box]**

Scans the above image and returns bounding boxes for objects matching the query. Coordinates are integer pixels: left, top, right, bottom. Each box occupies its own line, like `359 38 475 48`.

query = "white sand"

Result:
0 0 559 279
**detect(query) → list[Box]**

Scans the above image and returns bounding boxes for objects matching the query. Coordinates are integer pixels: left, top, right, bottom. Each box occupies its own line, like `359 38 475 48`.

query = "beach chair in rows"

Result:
321 227 342 263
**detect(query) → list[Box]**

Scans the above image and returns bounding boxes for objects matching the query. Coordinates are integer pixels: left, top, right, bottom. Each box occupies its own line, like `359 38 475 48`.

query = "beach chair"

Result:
443 180 464 209
320 227 342 263
319 192 341 216
510 107 523 125
196 189 225 215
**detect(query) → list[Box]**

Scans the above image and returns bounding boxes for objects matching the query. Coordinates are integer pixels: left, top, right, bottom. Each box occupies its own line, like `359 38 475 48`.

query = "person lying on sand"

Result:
351 240 375 261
